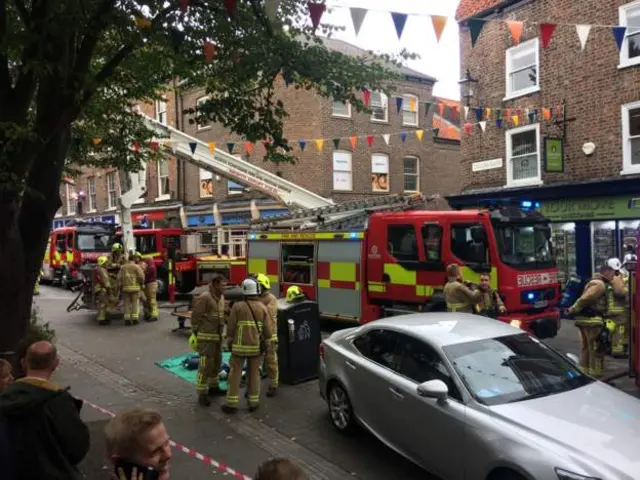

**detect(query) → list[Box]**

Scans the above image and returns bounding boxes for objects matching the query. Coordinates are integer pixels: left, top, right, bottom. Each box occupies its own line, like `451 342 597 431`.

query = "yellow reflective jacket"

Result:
260 292 278 342
227 299 273 357
191 287 226 342
444 280 482 314
117 262 144 293
95 266 111 292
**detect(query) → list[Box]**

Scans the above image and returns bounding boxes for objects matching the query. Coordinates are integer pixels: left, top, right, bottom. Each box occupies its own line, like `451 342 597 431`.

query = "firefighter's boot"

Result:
221 404 237 414
267 386 277 398
198 394 211 407
208 387 225 397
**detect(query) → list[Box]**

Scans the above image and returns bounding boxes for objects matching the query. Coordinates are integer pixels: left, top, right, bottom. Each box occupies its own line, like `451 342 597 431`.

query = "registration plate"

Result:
533 300 548 308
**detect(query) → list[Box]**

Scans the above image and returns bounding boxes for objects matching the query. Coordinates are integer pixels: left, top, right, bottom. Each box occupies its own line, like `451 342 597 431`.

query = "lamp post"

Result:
459 69 478 107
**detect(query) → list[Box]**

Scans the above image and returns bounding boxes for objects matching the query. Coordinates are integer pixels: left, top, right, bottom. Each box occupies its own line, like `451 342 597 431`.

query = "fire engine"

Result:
247 205 562 339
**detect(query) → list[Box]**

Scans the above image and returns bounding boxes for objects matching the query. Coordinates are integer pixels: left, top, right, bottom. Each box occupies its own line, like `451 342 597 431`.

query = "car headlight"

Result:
510 319 522 328
555 468 601 480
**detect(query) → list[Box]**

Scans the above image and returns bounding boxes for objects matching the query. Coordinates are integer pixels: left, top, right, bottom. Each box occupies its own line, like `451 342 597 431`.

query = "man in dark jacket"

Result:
0 341 90 479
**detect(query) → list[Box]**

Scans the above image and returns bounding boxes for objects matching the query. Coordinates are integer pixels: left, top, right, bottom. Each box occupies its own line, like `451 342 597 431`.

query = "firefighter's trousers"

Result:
197 340 222 394
96 289 109 324
611 313 630 356
225 354 263 410
265 340 279 389
34 274 41 296
144 281 159 320
122 291 140 323
577 323 604 377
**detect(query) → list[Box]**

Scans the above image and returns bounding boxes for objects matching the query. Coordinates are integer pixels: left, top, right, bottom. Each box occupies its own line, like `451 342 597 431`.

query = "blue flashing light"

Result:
521 200 533 209
248 234 257 240
527 292 535 301
534 202 540 208
349 232 358 239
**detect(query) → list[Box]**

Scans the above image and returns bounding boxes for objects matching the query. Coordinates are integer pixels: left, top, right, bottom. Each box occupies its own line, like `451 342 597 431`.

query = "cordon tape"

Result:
82 398 252 480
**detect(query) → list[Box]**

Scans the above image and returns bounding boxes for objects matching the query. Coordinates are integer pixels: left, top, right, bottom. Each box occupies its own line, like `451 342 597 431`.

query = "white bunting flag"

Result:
464 106 469 120
350 7 367 36
264 0 281 21
382 134 391 145
479 121 487 132
576 24 591 51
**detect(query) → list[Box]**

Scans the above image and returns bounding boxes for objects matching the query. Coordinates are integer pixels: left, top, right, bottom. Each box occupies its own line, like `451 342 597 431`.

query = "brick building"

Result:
447 0 640 282
55 38 461 234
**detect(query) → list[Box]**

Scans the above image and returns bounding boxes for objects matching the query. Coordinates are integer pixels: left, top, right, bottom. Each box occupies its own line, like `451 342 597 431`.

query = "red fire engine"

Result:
247 206 561 339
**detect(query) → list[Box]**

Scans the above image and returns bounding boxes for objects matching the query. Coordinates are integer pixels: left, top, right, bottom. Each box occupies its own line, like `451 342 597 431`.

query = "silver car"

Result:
319 312 640 480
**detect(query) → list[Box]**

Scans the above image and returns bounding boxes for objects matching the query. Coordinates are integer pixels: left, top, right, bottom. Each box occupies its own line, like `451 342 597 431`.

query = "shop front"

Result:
52 213 118 230
131 203 182 229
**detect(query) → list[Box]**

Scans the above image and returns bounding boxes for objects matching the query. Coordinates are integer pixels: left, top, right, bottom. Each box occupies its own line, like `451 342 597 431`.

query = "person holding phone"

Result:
105 407 172 480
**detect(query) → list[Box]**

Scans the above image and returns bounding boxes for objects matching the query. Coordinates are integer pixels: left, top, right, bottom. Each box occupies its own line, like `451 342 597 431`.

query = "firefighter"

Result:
475 273 506 318
139 254 159 322
286 285 305 303
95 256 112 326
606 258 630 357
107 243 124 310
566 264 615 377
33 270 43 296
116 253 145 325
191 274 227 406
257 273 278 397
222 277 273 414
443 263 482 313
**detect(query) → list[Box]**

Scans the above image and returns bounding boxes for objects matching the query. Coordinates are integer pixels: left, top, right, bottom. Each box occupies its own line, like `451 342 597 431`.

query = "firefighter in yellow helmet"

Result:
107 242 124 310
191 274 228 406
286 285 305 303
222 277 273 414
33 269 43 296
116 252 145 325
606 258 630 357
566 264 614 377
95 256 112 326
443 264 482 313
257 273 279 397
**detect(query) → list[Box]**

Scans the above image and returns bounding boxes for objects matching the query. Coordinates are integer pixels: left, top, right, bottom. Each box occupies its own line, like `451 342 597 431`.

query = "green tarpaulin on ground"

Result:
156 352 232 391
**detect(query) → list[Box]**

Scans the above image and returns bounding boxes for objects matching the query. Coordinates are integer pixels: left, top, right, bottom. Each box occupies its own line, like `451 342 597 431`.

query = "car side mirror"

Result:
565 353 579 366
416 380 448 403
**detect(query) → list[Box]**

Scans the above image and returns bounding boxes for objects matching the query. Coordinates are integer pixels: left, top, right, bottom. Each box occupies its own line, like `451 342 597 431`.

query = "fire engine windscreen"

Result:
493 224 555 270
76 233 113 252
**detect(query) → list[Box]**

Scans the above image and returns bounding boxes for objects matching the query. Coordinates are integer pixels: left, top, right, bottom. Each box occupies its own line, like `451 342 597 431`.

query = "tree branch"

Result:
74 0 118 79
11 0 31 28
0 0 9 101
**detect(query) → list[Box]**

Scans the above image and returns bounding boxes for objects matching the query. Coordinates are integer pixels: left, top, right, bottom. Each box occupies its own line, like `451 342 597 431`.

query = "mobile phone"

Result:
114 458 160 480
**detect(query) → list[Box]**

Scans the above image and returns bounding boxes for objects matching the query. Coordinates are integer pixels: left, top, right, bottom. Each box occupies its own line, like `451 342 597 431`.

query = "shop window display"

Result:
551 223 576 286
591 221 616 273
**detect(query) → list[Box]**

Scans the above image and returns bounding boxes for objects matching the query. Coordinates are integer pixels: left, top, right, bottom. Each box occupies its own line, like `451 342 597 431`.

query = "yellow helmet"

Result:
606 319 617 334
111 243 123 252
97 256 108 266
188 333 198 352
286 285 304 303
256 273 271 291
134 251 142 259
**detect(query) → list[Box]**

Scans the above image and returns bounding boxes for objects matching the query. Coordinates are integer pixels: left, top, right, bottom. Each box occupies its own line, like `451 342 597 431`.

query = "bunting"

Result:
308 2 326 32
350 7 367 36
391 12 408 40
431 15 447 42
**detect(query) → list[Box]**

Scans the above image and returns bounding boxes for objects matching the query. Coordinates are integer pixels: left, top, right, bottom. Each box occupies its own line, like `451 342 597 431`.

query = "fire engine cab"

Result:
247 206 561 339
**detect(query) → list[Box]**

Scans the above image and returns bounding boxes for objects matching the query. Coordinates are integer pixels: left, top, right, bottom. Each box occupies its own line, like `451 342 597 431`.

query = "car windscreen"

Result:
493 224 555 270
76 233 112 252
443 333 593 406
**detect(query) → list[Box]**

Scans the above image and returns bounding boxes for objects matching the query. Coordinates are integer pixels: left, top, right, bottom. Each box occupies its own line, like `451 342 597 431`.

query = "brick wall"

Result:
458 0 640 193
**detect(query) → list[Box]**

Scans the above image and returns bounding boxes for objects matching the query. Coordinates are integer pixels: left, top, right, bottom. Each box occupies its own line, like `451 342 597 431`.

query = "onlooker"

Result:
254 458 309 480
105 407 172 480
0 359 14 392
0 341 90 479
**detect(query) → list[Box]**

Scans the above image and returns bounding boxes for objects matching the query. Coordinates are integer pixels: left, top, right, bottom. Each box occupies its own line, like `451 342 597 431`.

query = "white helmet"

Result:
241 277 260 296
607 258 622 271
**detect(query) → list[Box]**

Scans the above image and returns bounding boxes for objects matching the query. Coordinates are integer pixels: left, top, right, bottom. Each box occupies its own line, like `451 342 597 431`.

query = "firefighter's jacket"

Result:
570 276 608 326
260 292 278 342
117 262 145 293
443 280 482 314
108 253 125 270
226 299 273 357
191 288 226 343
95 266 111 292
476 288 505 314
607 274 629 318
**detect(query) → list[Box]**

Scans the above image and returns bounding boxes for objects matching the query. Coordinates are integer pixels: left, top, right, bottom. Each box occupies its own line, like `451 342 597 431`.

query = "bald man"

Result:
0 341 89 479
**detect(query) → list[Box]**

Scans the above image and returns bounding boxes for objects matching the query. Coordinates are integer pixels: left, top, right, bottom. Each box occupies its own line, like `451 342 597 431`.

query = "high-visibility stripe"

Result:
141 253 162 259
251 232 364 241
368 282 386 292
248 258 266 275
416 285 435 297
460 266 498 289
318 279 330 289
317 279 361 290
384 263 416 286
231 261 246 266
330 262 356 282
197 333 220 341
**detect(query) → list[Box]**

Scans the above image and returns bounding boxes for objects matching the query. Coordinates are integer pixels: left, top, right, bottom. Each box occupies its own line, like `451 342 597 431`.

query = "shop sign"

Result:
187 214 215 227
472 158 503 172
132 211 165 222
517 272 558 287
541 195 640 221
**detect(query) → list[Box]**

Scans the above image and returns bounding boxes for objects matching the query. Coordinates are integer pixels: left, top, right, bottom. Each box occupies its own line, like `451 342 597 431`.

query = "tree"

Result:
0 0 406 359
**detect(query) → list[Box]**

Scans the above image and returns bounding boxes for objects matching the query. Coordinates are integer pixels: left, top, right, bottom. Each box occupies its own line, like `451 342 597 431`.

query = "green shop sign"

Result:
540 196 640 221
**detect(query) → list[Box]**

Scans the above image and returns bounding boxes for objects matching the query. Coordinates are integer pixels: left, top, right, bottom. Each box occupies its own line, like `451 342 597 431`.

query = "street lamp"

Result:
459 69 478 107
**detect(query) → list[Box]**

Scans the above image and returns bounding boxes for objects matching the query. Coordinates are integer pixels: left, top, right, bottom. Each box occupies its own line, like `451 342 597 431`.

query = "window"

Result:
77 233 111 251
200 169 213 198
157 160 170 199
228 180 244 195
66 233 74 251
505 38 539 99
136 234 157 254
87 177 96 211
371 154 389 192
155 99 167 124
196 96 211 129
506 124 541 186
353 329 400 371
402 94 419 126
332 151 352 191
450 223 489 265
622 101 640 174
396 334 462 402
66 183 76 216
388 224 419 261
281 243 314 284
332 100 351 118
422 223 443 263
619 2 640 68
370 91 388 122
403 156 420 192
133 163 147 204
106 172 117 209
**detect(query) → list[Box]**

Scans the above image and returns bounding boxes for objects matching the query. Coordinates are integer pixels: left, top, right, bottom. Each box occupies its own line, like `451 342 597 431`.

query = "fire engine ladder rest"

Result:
140 115 334 210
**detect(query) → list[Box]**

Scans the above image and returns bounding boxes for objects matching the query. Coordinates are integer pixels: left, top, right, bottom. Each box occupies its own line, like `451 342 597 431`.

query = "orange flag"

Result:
245 142 254 155
315 139 324 151
349 136 357 149
431 15 447 42
409 97 417 113
542 108 551 120
511 115 520 127
485 108 492 119
438 103 445 116
92 138 102 145
208 142 216 154
506 21 523 45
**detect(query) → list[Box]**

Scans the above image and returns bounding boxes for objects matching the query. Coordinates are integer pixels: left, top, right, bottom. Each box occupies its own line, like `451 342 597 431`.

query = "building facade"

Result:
448 0 640 283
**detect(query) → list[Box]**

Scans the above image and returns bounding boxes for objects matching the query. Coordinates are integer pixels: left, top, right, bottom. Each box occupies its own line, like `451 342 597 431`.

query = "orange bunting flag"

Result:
464 123 472 134
315 139 324 151
438 103 445 116
208 141 216 153
409 97 417 113
430 15 447 42
505 108 512 118
485 108 492 119
506 21 523 45
542 108 551 120
366 135 374 147
203 41 216 63
512 115 520 127
92 138 102 145
349 136 357 149
135 17 152 29
415 130 424 142
245 142 255 155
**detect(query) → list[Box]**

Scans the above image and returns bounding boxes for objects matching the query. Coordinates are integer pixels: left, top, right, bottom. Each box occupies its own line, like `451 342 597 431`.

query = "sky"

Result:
323 0 462 100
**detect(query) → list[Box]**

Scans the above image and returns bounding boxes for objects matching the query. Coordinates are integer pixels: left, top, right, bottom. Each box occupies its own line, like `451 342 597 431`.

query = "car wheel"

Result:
327 382 355 434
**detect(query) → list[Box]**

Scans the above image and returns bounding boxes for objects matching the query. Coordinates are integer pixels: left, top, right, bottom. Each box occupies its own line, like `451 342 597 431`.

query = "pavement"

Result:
32 286 640 479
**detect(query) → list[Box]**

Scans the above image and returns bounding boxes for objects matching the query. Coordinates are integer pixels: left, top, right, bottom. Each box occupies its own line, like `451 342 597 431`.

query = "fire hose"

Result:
66 281 88 313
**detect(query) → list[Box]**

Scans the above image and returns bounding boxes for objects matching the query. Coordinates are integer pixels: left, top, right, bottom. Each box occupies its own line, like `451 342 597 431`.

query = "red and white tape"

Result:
82 399 252 480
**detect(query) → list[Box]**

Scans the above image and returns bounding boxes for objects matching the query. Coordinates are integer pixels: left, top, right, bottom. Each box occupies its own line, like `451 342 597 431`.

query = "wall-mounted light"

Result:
458 69 478 107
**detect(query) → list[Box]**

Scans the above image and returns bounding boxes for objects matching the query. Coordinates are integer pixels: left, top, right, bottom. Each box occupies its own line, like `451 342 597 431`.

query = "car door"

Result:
392 334 466 479
349 328 402 446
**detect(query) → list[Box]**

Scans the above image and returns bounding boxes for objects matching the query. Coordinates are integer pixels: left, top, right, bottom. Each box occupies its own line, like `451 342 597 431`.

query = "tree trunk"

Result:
0 128 69 366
